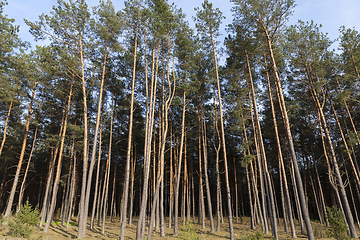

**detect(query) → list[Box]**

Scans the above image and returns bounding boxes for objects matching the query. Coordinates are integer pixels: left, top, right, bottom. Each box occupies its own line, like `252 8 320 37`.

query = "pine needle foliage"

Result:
326 206 350 240
8 200 40 238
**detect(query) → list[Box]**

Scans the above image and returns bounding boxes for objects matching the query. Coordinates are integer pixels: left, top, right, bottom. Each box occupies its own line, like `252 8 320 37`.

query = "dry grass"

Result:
0 216 352 240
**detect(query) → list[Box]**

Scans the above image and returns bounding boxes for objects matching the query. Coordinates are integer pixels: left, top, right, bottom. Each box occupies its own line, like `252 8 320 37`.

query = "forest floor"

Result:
0 216 343 239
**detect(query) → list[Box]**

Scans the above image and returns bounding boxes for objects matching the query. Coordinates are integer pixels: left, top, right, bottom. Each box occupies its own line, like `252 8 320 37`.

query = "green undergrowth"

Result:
42 220 78 226
8 200 40 238
240 230 263 240
180 221 199 240
326 206 350 240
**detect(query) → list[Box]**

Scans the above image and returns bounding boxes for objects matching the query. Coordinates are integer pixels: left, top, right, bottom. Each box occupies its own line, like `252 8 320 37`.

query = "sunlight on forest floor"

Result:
0 216 347 239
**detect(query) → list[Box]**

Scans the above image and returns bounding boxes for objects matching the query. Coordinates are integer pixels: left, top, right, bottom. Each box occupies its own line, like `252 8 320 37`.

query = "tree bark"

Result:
66 135 76 228
309 85 358 238
263 55 296 238
262 27 315 240
16 126 38 213
4 81 37 219
44 81 73 233
197 116 206 229
211 31 234 240
110 159 117 222
120 6 140 237
128 142 136 226
248 85 268 233
174 85 186 237
246 50 278 239
90 114 103 229
212 92 222 232
101 103 114 234
0 89 16 158
82 38 108 238
136 39 159 240
78 35 90 239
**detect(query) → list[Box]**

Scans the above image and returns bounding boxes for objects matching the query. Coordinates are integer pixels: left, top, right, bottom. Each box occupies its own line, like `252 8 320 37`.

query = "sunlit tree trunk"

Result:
39 107 65 228
174 80 186 237
128 142 136 226
212 92 222 232
136 39 159 240
262 27 315 239
0 90 16 158
44 81 73 233
197 115 206 229
16 126 38 213
78 35 90 239
309 84 357 238
90 114 103 229
4 81 37 219
147 54 175 238
326 90 360 189
211 31 234 240
110 160 117 222
168 123 174 228
263 55 296 238
120 6 140 237
241 130 256 229
62 150 72 226
0 146 12 201
233 150 239 223
101 103 114 234
81 38 109 239
66 135 76 228
246 50 278 239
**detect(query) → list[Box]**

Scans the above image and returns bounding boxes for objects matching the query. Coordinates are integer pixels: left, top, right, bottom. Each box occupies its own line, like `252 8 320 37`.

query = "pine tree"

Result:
194 1 234 238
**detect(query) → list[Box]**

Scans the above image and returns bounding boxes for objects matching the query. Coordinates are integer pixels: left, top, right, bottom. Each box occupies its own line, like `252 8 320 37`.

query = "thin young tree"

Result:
194 1 234 238
120 1 142 238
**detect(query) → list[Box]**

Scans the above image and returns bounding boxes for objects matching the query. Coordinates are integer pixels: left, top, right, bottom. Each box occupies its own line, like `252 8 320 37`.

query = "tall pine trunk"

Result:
262 27 315 240
0 90 16 158
4 81 37 219
263 55 296 238
136 39 159 240
120 7 140 237
211 31 234 240
78 36 90 239
174 86 186 236
101 102 114 234
44 81 73 233
309 85 358 238
16 127 38 213
90 114 103 229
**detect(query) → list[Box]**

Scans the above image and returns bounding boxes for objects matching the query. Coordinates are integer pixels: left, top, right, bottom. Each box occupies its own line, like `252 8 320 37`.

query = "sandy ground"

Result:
0 216 347 239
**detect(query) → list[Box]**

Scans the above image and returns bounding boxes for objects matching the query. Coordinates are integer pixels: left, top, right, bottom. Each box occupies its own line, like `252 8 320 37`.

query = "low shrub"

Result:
180 221 199 240
326 205 349 240
8 200 40 238
242 230 263 240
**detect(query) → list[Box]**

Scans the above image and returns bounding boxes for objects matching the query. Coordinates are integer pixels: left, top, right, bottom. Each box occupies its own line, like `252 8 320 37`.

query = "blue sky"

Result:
3 0 360 50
